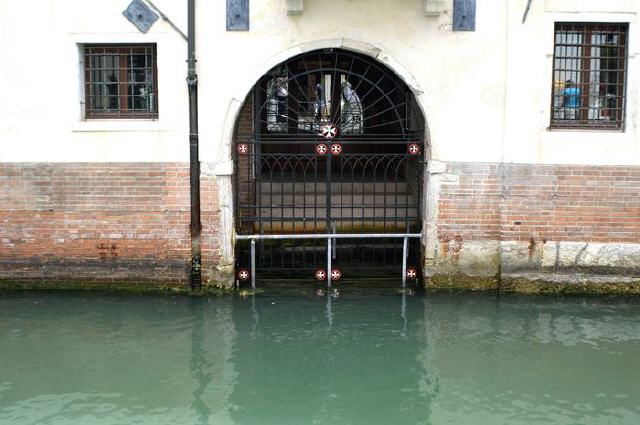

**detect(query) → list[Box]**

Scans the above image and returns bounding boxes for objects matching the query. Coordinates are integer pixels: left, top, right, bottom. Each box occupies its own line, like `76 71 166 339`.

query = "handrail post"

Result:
327 237 332 288
331 222 337 259
402 236 408 288
250 238 256 290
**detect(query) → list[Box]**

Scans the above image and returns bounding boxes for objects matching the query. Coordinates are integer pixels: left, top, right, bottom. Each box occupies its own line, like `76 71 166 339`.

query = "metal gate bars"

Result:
233 48 425 282
234 135 423 280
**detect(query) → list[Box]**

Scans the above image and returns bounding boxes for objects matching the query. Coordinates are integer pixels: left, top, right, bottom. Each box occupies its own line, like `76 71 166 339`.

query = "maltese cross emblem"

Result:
319 124 338 140
315 143 328 155
237 143 249 155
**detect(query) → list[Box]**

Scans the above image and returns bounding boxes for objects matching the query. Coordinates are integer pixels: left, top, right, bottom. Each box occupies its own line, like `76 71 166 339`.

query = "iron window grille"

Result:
550 23 628 130
83 44 158 119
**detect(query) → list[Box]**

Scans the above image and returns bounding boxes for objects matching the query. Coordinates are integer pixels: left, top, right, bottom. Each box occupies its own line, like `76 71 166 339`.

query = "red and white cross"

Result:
319 124 338 140
315 269 327 281
237 143 249 155
315 143 328 155
408 143 420 155
237 269 250 281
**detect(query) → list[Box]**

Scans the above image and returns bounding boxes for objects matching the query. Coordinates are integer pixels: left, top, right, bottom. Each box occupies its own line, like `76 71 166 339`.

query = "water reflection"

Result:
228 290 431 425
0 291 639 425
188 297 237 425
420 294 640 425
189 298 211 425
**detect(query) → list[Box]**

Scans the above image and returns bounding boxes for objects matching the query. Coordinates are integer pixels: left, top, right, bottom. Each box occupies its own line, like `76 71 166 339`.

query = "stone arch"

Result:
215 39 434 282
220 39 431 162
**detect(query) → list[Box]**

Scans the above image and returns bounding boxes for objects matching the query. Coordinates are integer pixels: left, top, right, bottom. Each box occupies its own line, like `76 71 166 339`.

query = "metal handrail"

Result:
237 233 422 289
237 233 421 240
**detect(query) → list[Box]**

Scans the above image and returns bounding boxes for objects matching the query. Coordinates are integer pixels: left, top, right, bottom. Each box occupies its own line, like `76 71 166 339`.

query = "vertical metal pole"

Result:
326 148 332 289
250 238 256 290
187 0 201 290
326 151 332 238
331 222 337 259
327 237 332 288
402 236 408 288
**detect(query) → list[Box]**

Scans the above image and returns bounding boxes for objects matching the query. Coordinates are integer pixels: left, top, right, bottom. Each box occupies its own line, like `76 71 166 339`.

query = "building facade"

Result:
1 0 639 292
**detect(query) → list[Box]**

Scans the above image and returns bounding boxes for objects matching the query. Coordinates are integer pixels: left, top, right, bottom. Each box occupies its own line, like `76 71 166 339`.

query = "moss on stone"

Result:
0 278 233 296
501 276 640 295
3 273 640 296
426 273 499 291
424 272 640 295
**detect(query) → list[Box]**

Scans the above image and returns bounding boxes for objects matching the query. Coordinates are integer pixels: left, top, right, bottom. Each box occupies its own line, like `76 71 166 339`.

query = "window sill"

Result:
547 126 625 133
72 119 173 133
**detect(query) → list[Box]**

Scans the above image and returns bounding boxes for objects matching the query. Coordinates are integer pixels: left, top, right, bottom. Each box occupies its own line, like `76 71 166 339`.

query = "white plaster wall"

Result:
0 0 638 166
199 0 508 168
503 0 640 165
0 0 188 162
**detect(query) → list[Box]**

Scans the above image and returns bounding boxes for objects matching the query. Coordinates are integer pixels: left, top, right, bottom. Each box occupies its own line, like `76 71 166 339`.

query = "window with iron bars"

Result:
83 44 158 119
551 23 628 130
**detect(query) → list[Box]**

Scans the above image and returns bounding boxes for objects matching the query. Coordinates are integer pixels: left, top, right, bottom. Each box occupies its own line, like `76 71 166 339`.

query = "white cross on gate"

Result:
315 143 328 155
330 143 342 155
237 269 250 281
331 269 342 281
315 269 327 281
406 268 417 279
319 124 338 140
237 143 249 154
408 143 420 155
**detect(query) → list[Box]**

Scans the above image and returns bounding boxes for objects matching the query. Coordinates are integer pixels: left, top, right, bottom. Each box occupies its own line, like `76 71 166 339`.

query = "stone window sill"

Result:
72 119 172 133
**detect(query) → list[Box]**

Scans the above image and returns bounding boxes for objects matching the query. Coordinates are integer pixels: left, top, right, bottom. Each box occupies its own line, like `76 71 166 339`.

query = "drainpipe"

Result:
187 0 202 289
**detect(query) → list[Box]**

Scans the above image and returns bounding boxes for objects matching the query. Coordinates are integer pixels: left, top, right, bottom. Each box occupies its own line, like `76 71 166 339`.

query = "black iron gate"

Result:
234 49 424 282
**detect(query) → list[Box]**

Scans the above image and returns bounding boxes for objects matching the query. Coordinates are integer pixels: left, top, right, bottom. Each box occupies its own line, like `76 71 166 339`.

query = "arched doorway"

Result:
233 48 426 282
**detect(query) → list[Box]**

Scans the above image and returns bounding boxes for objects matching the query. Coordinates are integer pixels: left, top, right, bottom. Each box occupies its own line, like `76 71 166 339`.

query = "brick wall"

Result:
2 159 638 286
0 162 215 286
438 163 640 244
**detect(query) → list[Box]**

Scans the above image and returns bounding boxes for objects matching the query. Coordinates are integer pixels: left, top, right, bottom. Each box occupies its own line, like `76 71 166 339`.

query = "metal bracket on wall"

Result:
287 0 304 16
425 0 444 17
123 0 159 33
227 0 250 31
453 0 476 31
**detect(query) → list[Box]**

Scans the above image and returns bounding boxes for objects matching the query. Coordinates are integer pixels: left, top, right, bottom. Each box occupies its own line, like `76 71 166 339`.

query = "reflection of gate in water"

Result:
233 49 425 281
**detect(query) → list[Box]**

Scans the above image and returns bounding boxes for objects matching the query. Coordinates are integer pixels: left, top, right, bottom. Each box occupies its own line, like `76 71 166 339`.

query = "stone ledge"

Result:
425 271 640 294
501 273 640 295
426 273 500 291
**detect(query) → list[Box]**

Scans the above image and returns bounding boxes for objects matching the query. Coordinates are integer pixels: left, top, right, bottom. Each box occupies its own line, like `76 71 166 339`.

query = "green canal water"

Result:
1 289 639 425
